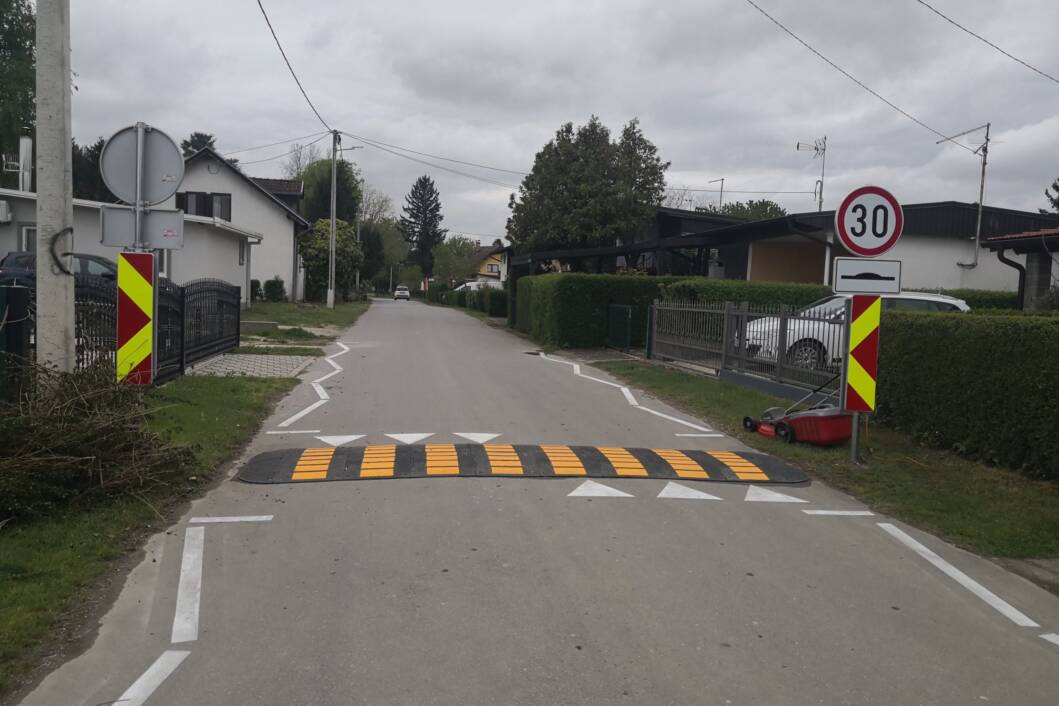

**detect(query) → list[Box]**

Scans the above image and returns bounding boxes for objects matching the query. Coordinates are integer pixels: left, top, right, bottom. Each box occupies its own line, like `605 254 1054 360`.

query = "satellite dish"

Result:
99 124 184 206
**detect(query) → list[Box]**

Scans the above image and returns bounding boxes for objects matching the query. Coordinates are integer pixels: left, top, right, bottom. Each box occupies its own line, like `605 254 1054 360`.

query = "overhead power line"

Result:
255 0 332 131
914 0 1059 86
343 132 529 176
341 132 519 190
741 0 974 153
223 131 329 157
236 132 330 166
667 186 815 194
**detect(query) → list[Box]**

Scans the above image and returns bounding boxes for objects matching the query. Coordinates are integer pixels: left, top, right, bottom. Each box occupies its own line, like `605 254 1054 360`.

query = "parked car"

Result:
452 280 502 292
0 251 117 287
393 285 411 300
745 291 970 369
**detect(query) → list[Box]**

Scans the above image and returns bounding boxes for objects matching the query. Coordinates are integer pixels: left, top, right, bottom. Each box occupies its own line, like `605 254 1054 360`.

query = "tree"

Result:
282 141 323 179
0 1 34 190
399 175 447 276
506 116 669 253
360 186 394 223
1042 177 1059 214
432 235 482 286
72 138 116 202
180 131 216 157
300 158 362 224
297 218 363 301
699 199 787 220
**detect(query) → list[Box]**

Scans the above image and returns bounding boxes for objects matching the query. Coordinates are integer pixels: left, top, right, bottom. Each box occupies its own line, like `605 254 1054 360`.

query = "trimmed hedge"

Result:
877 311 1059 480
659 279 832 307
936 288 1019 310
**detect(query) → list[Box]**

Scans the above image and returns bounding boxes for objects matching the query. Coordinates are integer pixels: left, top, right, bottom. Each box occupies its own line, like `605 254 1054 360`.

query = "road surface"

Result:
20 298 1059 705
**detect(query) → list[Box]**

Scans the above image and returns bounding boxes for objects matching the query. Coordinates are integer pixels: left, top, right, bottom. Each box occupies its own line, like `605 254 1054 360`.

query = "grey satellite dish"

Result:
99 123 184 206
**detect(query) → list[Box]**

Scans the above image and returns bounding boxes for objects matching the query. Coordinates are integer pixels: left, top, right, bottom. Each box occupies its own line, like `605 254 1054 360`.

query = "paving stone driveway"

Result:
189 353 314 378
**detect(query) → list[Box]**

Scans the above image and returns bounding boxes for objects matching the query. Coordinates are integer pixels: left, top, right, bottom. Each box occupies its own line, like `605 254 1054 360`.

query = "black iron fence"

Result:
0 277 240 384
649 299 847 392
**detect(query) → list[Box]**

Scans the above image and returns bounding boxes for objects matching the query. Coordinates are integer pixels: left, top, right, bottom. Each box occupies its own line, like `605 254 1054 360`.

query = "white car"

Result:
745 291 970 369
393 285 411 300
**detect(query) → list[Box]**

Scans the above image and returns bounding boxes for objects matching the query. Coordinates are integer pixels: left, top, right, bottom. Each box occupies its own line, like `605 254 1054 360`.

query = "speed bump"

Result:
237 444 808 485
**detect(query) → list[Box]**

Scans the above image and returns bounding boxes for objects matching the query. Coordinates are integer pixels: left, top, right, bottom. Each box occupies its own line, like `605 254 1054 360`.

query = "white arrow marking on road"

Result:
568 480 634 498
454 433 500 444
744 486 808 503
386 433 434 445
316 435 365 447
657 481 721 500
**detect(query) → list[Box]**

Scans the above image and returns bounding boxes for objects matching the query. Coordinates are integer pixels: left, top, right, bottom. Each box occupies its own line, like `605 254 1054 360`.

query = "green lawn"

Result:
245 300 370 328
0 375 294 695
594 361 1059 559
233 345 324 356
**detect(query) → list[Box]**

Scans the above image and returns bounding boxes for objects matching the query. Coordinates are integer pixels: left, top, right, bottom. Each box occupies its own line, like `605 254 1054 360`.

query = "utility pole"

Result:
937 123 990 269
709 177 725 209
35 0 75 371
327 130 339 308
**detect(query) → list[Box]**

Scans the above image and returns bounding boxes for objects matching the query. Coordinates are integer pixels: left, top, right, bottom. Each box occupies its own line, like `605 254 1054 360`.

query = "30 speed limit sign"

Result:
835 186 904 257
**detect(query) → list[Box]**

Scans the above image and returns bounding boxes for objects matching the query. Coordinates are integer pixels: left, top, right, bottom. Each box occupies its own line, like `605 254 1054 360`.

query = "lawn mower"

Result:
742 375 853 446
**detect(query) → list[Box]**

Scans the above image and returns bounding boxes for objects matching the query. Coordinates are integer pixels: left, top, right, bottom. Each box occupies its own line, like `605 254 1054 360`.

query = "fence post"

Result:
178 282 187 375
646 301 655 359
774 304 789 382
720 301 732 372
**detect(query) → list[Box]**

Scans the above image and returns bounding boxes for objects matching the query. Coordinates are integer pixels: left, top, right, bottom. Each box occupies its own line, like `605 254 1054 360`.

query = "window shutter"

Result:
175 192 186 211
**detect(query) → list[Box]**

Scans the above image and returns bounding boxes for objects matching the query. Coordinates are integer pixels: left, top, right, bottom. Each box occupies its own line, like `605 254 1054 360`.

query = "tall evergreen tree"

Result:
300 158 362 224
399 175 447 276
1042 177 1059 214
180 131 216 156
0 0 35 190
72 138 117 202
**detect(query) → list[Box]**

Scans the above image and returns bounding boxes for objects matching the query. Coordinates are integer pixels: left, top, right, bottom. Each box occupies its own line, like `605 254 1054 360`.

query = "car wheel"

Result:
787 340 826 370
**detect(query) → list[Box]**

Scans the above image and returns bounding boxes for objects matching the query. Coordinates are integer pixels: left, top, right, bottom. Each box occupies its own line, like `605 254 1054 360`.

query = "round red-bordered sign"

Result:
835 186 904 257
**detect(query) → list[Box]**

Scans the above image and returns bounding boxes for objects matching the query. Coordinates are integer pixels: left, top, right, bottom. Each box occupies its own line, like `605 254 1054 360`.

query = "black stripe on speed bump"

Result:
235 445 809 484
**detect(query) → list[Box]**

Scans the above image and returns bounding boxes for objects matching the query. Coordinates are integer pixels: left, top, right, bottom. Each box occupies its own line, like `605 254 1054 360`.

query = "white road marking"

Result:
568 480 634 497
330 341 351 358
621 387 638 406
744 486 808 503
454 432 501 444
315 434 365 447
310 382 329 400
189 515 274 523
803 510 874 516
265 429 321 434
675 432 725 438
577 373 625 389
172 527 205 643
325 356 342 370
877 523 1040 628
313 368 341 383
636 405 713 432
386 433 434 444
657 481 721 500
1040 633 1059 647
116 650 190 706
276 399 327 428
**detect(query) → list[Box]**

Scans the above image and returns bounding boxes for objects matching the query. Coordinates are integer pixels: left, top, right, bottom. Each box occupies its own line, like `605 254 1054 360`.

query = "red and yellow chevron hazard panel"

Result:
116 252 154 385
844 294 880 413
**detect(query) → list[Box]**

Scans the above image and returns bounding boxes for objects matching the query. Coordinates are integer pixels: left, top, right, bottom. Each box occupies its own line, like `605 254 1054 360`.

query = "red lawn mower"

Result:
742 375 853 446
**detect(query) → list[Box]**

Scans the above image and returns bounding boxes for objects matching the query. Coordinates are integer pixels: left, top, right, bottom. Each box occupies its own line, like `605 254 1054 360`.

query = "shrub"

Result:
877 311 1059 480
659 279 832 307
264 276 286 302
935 288 1019 310
250 279 262 302
483 288 507 316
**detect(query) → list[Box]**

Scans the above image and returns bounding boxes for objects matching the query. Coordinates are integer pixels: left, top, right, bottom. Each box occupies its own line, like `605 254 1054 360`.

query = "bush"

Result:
877 311 1059 480
250 279 262 302
659 279 832 307
935 288 1019 310
483 288 507 316
264 276 286 302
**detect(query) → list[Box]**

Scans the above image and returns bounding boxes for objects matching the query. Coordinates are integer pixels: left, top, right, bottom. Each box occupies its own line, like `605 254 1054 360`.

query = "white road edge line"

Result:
116 650 190 706
621 387 638 406
329 341 351 358
675 433 723 437
276 399 327 428
313 368 341 384
265 430 320 435
803 510 875 516
635 405 713 432
325 356 342 370
311 382 330 400
878 523 1039 628
172 527 205 643
1040 633 1059 646
189 515 274 524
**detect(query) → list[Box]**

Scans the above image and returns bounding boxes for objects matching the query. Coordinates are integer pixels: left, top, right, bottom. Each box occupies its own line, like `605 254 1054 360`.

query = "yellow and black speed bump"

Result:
237 445 808 485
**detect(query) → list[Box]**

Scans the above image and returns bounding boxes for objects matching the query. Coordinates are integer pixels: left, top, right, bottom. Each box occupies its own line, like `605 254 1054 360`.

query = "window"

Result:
238 239 245 266
884 298 938 311
20 225 36 251
176 191 213 217
212 193 231 221
83 258 113 277
486 263 499 274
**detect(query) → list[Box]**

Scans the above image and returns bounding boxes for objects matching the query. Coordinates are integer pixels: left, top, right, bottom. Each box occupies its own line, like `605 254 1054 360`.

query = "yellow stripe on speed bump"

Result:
540 445 586 476
360 445 396 478
652 449 709 479
708 451 768 481
597 447 648 477
292 447 334 481
426 443 460 476
485 444 523 475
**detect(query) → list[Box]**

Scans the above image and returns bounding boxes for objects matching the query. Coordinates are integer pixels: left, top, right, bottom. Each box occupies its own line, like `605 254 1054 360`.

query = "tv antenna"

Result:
937 123 990 269
796 136 827 212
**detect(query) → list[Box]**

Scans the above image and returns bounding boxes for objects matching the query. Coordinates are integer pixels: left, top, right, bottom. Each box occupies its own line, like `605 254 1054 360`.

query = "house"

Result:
165 148 310 300
0 187 260 304
472 240 509 285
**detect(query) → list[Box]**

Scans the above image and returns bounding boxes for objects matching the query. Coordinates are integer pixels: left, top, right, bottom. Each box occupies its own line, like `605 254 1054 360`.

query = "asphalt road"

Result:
20 298 1059 705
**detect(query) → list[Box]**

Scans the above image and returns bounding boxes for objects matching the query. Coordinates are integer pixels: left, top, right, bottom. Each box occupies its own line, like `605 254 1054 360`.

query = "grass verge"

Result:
594 360 1059 559
0 375 294 695
245 300 369 328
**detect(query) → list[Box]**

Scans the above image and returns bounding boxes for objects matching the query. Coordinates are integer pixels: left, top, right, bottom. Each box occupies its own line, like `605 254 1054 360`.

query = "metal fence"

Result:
649 299 847 391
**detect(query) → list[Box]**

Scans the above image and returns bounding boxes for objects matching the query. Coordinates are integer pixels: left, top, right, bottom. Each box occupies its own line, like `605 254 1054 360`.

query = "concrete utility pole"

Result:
327 130 338 308
35 0 76 371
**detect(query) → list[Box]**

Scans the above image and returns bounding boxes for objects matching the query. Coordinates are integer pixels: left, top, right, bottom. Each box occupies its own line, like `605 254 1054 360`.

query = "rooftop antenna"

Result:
937 123 990 269
796 136 826 212
708 177 725 209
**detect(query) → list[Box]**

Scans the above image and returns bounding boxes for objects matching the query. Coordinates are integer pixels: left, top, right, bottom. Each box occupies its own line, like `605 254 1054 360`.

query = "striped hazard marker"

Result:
116 252 154 385
844 294 881 412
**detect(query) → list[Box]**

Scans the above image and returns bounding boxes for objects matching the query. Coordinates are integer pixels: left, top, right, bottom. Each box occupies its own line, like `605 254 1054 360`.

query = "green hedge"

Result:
877 311 1059 480
936 288 1019 310
659 279 832 307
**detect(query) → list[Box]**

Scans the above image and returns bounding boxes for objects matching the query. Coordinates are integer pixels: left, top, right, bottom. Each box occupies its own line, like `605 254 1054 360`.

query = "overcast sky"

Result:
69 0 1059 243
